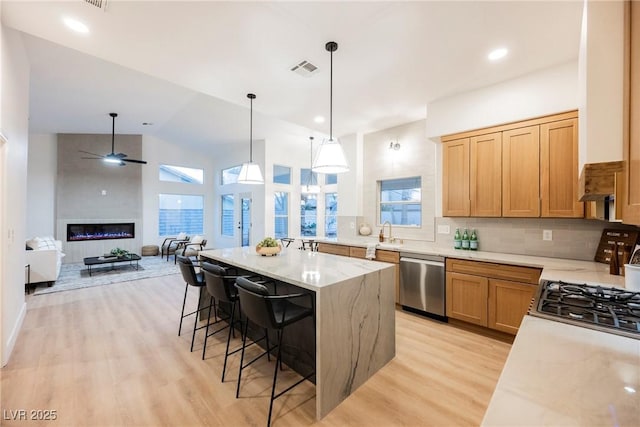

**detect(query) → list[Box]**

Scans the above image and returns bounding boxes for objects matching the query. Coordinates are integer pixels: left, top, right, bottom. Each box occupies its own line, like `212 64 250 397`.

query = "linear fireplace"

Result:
67 223 135 242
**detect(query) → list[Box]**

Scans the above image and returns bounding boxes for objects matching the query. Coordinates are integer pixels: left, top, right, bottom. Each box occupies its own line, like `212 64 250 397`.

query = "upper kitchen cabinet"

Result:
502 125 540 217
442 137 470 216
540 118 584 217
441 110 583 218
622 0 640 225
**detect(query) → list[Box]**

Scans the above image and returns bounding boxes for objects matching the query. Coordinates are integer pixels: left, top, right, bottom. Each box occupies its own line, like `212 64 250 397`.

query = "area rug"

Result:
32 255 180 295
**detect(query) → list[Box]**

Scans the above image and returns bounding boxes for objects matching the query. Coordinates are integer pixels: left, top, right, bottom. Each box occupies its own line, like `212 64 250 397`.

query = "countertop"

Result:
314 237 629 289
199 246 393 291
481 316 640 426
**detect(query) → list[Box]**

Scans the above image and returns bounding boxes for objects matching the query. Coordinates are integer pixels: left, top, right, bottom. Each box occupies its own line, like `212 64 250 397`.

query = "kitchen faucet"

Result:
380 221 394 243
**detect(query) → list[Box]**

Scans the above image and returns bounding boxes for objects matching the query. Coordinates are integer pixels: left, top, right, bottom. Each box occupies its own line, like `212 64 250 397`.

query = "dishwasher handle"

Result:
400 257 444 267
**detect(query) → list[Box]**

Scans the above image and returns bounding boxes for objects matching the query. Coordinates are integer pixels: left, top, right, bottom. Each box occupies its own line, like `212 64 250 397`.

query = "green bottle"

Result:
470 229 478 251
462 229 470 250
454 228 462 249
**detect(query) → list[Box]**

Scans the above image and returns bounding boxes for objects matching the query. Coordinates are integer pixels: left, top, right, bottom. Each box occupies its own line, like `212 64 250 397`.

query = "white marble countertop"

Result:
482 315 640 426
314 237 629 289
199 246 394 291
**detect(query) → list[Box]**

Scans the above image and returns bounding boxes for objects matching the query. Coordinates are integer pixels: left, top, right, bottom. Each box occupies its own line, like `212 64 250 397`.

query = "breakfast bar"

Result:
198 246 396 420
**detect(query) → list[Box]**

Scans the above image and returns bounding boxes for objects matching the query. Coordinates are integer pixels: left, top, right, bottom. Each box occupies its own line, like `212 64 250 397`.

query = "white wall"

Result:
425 61 579 139
26 133 57 238
1 26 30 366
578 0 625 168
361 120 436 242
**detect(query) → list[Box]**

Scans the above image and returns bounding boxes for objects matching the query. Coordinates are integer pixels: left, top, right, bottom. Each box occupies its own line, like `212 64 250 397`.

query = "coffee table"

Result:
83 254 142 276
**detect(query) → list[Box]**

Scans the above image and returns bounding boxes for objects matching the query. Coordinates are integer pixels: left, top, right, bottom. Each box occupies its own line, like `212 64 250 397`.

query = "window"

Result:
300 168 318 186
273 165 291 184
379 177 421 226
300 193 317 236
325 192 338 238
158 194 204 236
325 173 337 185
221 194 234 237
274 192 289 238
221 165 242 185
159 164 203 184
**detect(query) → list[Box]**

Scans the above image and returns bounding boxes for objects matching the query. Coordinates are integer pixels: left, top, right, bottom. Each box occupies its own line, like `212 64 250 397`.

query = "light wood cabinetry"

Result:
317 243 401 302
445 258 541 335
502 125 540 217
441 111 582 218
442 138 470 216
622 0 640 225
470 132 502 217
541 118 584 217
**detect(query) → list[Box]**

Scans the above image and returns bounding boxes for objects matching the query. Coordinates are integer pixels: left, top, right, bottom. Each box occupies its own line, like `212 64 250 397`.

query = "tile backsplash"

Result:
435 217 639 261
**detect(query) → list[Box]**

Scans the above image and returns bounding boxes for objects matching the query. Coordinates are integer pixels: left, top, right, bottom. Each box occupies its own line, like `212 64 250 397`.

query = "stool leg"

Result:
202 296 214 360
190 289 203 352
178 283 188 336
221 300 236 382
236 318 250 398
267 329 285 427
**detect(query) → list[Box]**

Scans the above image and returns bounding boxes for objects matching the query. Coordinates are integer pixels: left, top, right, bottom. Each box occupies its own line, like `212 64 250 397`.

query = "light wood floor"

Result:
1 273 511 426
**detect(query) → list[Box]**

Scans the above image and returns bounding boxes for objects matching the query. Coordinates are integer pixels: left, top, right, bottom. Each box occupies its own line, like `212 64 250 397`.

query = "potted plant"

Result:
256 237 282 256
110 247 130 259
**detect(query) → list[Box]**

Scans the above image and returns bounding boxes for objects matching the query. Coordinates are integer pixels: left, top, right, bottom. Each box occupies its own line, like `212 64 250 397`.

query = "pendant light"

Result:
303 136 321 194
237 93 264 184
312 41 349 174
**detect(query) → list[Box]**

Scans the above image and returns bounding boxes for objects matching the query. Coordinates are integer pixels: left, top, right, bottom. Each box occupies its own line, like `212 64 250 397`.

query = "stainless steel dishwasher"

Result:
399 253 446 320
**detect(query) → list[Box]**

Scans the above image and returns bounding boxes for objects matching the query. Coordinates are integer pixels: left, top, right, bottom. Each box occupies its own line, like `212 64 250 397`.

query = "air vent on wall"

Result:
290 60 318 77
83 0 108 11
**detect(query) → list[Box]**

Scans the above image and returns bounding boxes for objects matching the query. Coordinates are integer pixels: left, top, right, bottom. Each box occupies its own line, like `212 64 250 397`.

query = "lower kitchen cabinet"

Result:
446 272 488 326
488 279 537 334
445 258 541 335
317 243 400 302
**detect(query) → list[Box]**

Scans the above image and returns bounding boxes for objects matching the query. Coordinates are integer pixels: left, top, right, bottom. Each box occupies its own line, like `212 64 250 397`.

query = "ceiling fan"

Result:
80 112 147 165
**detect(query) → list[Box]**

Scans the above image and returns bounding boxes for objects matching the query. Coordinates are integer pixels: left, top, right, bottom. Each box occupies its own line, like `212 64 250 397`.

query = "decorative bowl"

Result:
256 245 281 256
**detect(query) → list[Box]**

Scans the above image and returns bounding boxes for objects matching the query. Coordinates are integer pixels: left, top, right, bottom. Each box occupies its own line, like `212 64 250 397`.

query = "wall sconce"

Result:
389 141 401 151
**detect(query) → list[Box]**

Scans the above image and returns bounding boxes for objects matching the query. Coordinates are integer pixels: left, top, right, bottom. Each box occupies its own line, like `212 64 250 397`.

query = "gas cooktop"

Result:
530 280 640 340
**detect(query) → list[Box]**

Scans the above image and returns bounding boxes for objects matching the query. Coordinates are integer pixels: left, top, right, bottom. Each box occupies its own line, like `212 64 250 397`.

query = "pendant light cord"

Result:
308 136 314 189
247 93 256 163
110 113 116 154
329 46 333 141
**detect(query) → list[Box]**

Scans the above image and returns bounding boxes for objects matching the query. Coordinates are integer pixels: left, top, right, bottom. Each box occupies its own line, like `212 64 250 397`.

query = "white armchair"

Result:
25 237 65 285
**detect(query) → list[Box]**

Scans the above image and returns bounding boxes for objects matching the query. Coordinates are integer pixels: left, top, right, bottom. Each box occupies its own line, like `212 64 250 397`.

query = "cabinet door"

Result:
442 138 470 216
623 1 640 225
488 279 536 335
470 132 502 217
502 126 540 217
317 243 350 256
445 272 488 326
540 118 584 218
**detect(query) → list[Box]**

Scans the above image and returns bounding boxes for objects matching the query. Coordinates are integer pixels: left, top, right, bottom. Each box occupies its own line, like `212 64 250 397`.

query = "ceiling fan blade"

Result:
79 150 105 158
115 153 127 158
81 157 103 160
121 158 148 164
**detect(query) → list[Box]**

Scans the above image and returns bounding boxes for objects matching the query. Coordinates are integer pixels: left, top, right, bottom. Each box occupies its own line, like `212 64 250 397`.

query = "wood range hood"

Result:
578 161 624 201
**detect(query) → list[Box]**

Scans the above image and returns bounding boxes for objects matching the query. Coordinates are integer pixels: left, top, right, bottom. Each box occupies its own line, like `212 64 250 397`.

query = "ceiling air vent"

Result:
290 60 318 77
83 0 108 11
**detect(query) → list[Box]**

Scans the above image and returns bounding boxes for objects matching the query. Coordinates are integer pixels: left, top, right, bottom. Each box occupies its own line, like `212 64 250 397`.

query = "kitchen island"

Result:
198 246 396 420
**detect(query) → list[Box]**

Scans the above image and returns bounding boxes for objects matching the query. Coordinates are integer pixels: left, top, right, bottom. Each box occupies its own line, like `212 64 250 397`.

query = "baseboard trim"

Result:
2 301 27 367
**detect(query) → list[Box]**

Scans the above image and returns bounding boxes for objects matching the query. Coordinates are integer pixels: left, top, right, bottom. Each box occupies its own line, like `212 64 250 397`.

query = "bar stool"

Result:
176 255 214 352
234 276 315 427
201 262 244 381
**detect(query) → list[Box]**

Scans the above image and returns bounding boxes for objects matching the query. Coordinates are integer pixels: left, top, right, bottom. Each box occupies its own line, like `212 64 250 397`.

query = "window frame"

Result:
274 191 289 238
158 193 204 237
221 194 235 237
378 176 422 228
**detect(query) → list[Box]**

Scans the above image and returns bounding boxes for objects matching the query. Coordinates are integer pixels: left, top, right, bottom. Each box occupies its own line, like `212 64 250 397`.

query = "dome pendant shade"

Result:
312 41 349 174
237 162 264 184
238 93 264 185
313 138 349 173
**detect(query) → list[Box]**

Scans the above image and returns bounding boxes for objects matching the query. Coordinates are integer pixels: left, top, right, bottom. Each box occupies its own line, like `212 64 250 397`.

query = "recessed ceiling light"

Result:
488 48 508 61
63 17 89 34
314 116 325 124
